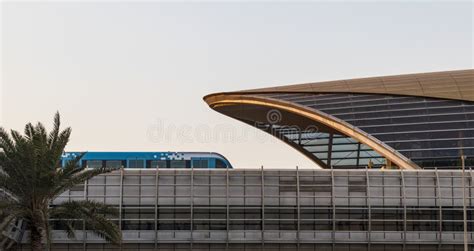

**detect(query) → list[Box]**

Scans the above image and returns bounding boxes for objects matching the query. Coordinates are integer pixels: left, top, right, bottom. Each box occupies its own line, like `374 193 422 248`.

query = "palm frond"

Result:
23 122 35 141
53 167 117 198
0 201 26 234
47 112 61 149
0 127 15 154
0 214 17 233
64 221 78 239
10 130 26 146
0 113 122 249
51 200 121 244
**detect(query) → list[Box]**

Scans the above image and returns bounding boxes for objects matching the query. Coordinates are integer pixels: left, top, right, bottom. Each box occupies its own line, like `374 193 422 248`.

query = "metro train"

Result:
61 152 233 169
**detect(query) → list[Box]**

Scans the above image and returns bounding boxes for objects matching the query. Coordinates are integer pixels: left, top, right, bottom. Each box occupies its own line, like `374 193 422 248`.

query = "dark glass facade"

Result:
260 93 474 169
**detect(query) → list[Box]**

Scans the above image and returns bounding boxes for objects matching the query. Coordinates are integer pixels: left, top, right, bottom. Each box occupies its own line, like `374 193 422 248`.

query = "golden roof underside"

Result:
203 69 474 170
218 69 474 102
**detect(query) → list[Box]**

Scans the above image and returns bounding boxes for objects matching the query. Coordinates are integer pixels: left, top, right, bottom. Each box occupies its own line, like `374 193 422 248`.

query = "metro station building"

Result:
13 69 474 251
205 69 474 170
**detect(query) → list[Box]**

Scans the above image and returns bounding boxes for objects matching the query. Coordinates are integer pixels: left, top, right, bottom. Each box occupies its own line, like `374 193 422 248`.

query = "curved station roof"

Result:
204 69 474 170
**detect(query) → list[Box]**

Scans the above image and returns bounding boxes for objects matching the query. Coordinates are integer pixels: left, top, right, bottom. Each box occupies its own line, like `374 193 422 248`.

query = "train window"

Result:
129 160 145 168
215 159 227 168
151 160 168 168
170 160 186 168
192 160 209 168
86 160 103 168
106 160 122 168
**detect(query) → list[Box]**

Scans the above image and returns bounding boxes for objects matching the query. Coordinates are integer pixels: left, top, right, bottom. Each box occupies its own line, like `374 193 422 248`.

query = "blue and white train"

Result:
61 152 233 169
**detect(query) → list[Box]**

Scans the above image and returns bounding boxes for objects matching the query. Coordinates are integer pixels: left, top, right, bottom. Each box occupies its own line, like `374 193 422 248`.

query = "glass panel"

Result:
265 92 474 169
215 159 227 168
86 160 102 168
106 160 122 168
128 159 144 168
170 160 186 168
151 160 167 168
192 159 209 168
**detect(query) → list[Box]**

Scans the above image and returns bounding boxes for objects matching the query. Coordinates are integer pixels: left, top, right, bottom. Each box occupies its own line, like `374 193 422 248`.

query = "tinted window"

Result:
192 160 209 168
215 159 227 168
128 159 144 168
106 160 122 168
151 160 167 168
170 160 186 168
86 160 102 168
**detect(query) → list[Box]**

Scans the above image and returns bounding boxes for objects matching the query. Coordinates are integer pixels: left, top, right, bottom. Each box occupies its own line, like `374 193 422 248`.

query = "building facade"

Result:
204 69 474 170
20 168 474 251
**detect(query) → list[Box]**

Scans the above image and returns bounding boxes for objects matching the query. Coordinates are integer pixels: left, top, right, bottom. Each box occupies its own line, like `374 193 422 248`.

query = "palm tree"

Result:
0 112 121 251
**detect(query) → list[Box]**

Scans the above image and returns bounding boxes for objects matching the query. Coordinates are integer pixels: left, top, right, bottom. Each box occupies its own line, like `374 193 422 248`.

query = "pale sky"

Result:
1 1 473 168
